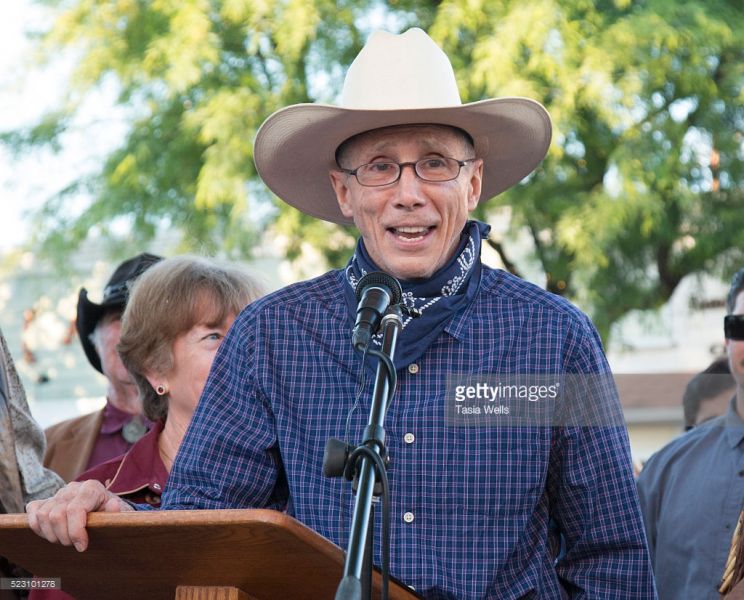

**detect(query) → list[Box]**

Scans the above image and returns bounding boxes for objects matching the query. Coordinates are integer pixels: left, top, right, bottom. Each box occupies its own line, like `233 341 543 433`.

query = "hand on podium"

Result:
26 480 133 552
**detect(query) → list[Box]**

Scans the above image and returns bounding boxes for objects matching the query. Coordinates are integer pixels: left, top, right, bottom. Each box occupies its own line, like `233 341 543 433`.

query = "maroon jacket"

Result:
30 421 168 600
75 419 168 507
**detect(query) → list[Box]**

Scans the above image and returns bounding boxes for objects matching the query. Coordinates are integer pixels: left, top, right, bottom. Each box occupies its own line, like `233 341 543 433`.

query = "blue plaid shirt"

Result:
163 266 655 599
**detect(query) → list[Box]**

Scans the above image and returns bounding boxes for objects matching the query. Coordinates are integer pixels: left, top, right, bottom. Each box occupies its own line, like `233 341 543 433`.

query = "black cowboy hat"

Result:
76 253 163 373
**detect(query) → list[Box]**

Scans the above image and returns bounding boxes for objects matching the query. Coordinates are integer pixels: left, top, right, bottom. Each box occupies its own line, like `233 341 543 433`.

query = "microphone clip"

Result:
399 305 422 319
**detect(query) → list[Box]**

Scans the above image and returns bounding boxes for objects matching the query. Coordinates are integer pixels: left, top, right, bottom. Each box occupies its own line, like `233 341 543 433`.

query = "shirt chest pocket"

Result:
428 426 551 519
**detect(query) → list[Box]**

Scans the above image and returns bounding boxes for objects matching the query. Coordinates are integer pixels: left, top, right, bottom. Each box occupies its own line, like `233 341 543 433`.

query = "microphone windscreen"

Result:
355 272 402 305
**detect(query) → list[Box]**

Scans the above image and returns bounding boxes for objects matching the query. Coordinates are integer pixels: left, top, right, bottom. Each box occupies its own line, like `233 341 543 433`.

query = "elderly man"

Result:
638 267 744 600
44 253 161 481
28 29 654 598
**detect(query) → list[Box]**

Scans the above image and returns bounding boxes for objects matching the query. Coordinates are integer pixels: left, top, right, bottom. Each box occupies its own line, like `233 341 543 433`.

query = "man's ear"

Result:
466 159 484 212
329 170 355 219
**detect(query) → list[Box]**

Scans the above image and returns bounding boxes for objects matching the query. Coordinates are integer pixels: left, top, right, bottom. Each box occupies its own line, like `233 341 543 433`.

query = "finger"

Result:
26 500 42 533
46 482 96 546
26 480 109 549
66 480 113 551
103 496 132 513
70 492 134 550
46 502 74 547
34 501 61 545
28 483 85 543
66 503 91 552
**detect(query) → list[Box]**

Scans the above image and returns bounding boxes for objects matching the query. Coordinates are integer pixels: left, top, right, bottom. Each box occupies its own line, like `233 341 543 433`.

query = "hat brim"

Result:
76 289 123 374
254 97 552 225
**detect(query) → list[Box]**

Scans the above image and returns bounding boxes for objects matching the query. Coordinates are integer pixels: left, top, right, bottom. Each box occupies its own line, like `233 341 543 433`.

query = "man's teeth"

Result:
395 227 428 233
391 226 430 241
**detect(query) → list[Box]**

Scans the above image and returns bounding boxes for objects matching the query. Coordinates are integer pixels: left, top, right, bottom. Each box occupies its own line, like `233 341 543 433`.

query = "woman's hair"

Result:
117 256 265 421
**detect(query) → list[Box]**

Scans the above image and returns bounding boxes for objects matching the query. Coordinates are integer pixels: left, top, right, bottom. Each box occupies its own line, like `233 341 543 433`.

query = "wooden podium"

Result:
0 509 419 600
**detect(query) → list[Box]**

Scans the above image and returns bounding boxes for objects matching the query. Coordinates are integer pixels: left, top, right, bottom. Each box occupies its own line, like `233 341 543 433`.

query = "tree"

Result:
3 0 434 264
432 0 744 337
4 0 744 340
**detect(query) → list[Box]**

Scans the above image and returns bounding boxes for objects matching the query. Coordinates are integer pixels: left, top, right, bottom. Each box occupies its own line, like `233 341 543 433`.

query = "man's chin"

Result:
386 262 436 282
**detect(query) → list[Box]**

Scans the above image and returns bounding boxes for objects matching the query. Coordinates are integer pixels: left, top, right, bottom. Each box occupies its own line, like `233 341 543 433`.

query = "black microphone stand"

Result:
333 306 403 600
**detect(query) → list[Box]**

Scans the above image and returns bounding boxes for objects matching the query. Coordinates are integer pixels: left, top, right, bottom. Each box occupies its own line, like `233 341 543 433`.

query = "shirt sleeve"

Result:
636 449 664 564
549 315 657 598
0 329 64 506
160 311 287 511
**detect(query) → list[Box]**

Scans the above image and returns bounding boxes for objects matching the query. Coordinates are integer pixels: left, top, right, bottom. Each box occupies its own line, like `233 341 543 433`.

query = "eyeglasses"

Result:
339 157 476 187
725 315 744 340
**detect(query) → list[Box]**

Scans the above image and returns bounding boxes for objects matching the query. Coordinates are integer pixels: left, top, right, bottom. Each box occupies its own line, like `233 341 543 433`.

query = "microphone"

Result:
352 272 402 351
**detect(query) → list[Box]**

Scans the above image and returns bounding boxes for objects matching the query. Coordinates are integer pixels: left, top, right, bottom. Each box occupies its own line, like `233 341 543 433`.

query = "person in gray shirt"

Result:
1 325 63 595
0 326 63 513
638 267 744 599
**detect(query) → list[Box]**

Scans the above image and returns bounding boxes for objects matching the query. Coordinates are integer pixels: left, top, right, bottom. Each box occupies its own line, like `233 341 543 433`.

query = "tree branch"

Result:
485 238 522 278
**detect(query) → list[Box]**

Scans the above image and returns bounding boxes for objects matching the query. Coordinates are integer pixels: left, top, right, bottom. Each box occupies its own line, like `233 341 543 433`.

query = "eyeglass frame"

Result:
337 156 477 187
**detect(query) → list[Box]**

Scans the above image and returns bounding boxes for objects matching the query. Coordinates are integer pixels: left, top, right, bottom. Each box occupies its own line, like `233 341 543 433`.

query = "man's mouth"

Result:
387 226 435 241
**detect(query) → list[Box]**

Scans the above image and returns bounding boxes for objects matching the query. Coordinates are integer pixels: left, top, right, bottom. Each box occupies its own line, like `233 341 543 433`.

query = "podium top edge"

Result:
0 508 294 530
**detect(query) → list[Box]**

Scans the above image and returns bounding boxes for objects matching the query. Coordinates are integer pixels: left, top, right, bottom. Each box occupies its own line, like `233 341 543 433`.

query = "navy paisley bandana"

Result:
344 220 490 369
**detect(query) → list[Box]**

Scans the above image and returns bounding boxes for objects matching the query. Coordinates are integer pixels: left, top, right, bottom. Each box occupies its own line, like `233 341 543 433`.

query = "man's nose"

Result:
393 163 426 209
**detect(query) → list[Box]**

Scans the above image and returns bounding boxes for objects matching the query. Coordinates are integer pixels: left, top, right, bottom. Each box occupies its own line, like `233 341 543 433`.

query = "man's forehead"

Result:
339 124 468 157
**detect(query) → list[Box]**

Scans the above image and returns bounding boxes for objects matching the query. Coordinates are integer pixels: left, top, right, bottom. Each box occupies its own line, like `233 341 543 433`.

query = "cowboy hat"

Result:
254 27 552 225
77 253 162 373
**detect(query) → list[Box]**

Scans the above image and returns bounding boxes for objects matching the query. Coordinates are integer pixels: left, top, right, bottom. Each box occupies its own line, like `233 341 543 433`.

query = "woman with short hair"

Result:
28 256 264 598
33 255 264 511
95 255 264 505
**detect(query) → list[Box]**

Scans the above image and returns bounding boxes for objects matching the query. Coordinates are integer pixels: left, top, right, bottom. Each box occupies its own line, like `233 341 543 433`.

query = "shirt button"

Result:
153 483 161 491
403 511 415 523
404 432 415 444
407 363 419 374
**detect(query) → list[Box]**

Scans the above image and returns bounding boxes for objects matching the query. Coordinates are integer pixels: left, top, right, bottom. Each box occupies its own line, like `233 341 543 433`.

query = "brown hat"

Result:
254 28 552 225
76 253 163 373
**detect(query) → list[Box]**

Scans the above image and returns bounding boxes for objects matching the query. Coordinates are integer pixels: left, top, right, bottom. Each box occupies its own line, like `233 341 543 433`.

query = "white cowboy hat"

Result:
254 27 552 225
